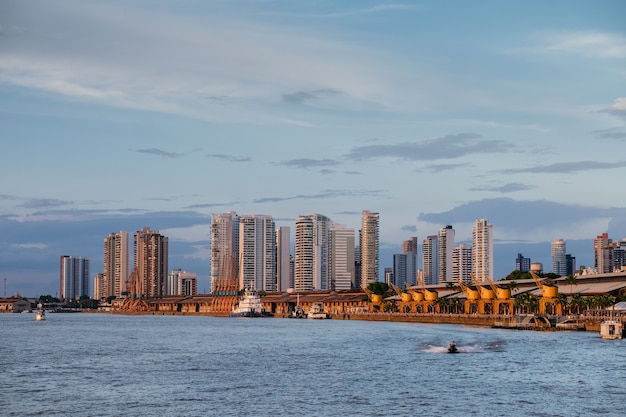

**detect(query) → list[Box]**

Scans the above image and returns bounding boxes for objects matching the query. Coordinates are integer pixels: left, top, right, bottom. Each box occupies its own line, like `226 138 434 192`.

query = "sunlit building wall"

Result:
472 219 493 283
134 227 168 297
239 215 276 292
210 212 240 292
360 210 379 287
438 225 455 283
59 255 90 300
103 230 130 298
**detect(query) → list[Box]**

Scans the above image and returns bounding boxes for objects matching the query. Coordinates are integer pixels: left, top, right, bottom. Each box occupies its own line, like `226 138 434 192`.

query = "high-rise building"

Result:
515 253 531 272
422 235 439 285
210 212 240 292
93 273 105 300
294 214 332 291
594 232 613 274
329 224 355 290
103 230 130 298
472 219 493 283
360 210 379 287
276 226 291 292
133 227 168 297
565 254 576 276
59 255 89 300
453 243 472 284
239 215 276 292
438 225 455 283
614 239 626 272
402 237 418 286
551 238 567 276
167 269 197 296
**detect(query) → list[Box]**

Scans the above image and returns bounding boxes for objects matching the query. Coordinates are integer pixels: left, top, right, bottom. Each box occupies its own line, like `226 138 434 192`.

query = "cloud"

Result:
592 126 626 140
599 97 626 120
417 163 472 173
11 243 48 250
135 148 182 158
21 198 71 209
345 134 512 161
276 158 341 169
281 88 342 104
401 225 417 233
503 160 626 174
254 189 384 203
185 202 240 209
533 31 626 59
469 183 535 193
418 197 625 237
319 169 335 175
205 154 251 162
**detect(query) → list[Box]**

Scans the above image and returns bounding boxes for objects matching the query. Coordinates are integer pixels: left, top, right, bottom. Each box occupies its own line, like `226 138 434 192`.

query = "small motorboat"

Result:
447 341 458 353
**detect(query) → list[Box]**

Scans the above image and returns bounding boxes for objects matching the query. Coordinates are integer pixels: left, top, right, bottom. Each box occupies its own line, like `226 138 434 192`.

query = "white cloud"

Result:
534 30 626 58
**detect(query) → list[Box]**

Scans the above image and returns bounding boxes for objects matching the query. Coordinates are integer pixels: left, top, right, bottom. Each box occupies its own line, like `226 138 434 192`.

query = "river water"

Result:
1 313 625 416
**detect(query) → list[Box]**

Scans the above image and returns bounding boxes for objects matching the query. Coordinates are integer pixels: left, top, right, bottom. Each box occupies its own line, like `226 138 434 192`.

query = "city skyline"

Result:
1 1 625 296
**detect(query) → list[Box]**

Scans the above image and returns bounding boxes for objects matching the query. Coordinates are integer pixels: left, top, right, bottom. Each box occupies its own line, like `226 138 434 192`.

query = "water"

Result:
2 313 625 417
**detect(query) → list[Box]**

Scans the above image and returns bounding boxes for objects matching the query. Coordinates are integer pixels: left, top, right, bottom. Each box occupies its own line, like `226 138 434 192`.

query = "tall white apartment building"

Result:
551 238 567 276
210 211 240 292
472 219 493 283
329 224 355 290
422 235 439 285
239 215 276 292
594 233 613 274
276 226 291 292
438 225 455 283
453 243 472 284
360 210 380 287
294 214 332 291
59 255 90 300
103 230 130 298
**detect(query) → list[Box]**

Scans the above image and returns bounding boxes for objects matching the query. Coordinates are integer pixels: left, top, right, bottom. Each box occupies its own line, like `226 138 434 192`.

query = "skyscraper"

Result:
453 243 472 284
360 210 379 287
594 232 613 274
239 215 276 291
210 211 240 292
438 225 455 283
329 223 355 290
59 255 90 300
133 227 168 297
294 214 332 291
103 230 130 298
167 269 197 296
551 238 567 276
472 219 493 283
422 235 439 285
402 237 418 286
276 226 291 292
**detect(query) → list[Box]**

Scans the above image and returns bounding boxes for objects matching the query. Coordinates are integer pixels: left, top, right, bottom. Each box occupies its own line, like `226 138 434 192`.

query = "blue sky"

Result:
1 0 625 297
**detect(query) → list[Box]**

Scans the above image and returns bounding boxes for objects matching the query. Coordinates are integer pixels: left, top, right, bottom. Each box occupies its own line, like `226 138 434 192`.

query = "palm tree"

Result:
564 274 578 296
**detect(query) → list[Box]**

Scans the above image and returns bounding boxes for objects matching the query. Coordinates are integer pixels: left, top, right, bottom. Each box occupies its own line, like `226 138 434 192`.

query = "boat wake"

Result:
422 341 505 354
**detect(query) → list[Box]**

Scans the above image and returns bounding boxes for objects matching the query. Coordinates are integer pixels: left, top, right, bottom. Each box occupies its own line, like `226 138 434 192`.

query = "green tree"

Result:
369 282 390 296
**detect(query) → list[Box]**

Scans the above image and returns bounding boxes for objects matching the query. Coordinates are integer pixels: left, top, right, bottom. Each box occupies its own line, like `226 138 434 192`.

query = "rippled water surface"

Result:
2 313 625 416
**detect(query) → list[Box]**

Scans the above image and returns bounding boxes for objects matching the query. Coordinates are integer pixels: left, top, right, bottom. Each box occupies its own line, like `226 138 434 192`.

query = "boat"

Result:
35 303 45 321
229 288 271 318
447 341 458 353
600 320 623 339
290 293 306 318
307 302 330 319
600 306 623 340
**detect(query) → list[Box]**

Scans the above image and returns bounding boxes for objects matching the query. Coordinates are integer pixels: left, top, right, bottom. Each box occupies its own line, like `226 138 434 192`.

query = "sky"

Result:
1 0 626 297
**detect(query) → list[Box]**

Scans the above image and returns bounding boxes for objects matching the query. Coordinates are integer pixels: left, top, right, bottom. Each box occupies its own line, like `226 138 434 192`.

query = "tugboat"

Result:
600 307 623 340
307 302 330 319
35 303 45 321
447 340 458 353
229 288 272 318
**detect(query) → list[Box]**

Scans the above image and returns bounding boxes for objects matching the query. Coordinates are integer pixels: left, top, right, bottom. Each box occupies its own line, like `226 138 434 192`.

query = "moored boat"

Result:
600 319 623 340
229 288 271 317
35 303 45 321
307 302 330 319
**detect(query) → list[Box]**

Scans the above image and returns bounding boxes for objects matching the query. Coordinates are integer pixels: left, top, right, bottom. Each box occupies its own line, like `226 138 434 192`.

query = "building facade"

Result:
59 255 90 300
210 212 240 293
422 235 439 285
239 215 276 292
453 243 472 284
472 219 493 283
103 230 130 298
594 233 613 274
167 269 197 296
438 225 455 283
294 214 332 291
276 226 291 292
551 238 567 276
516 253 531 272
360 210 380 287
133 227 168 298
402 237 418 286
329 224 355 290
